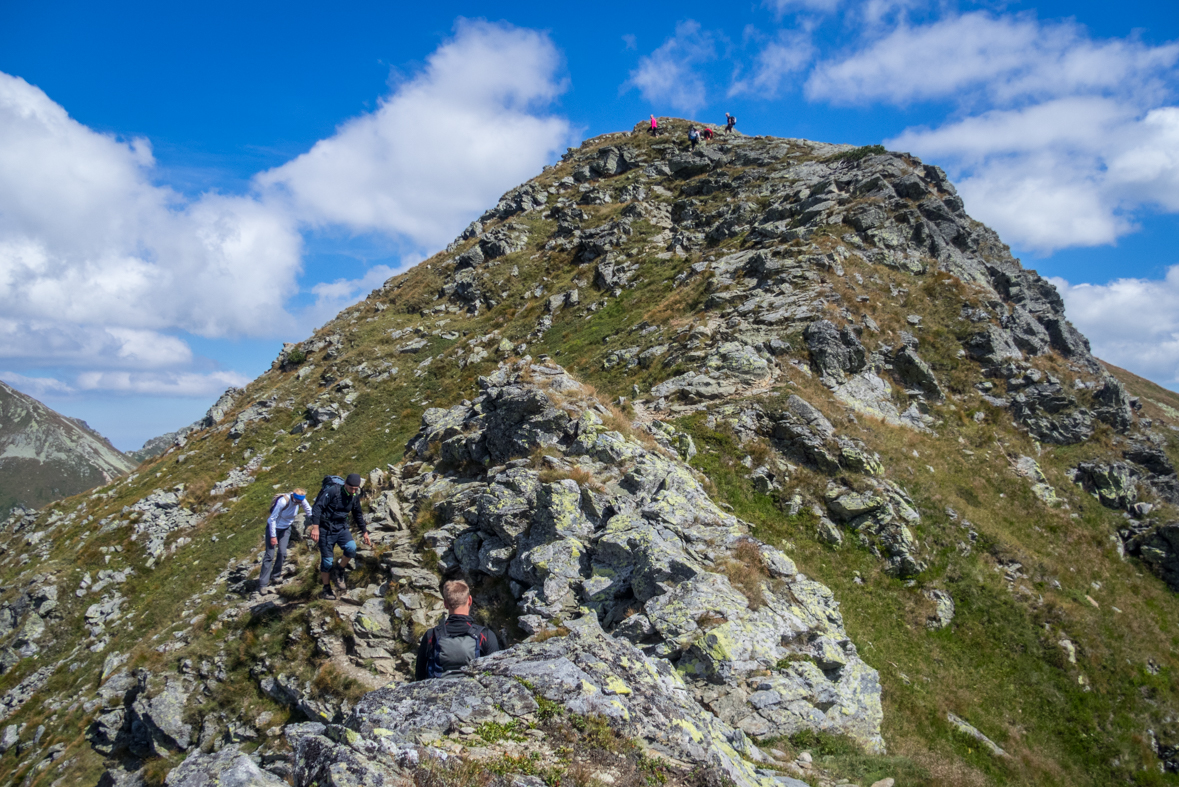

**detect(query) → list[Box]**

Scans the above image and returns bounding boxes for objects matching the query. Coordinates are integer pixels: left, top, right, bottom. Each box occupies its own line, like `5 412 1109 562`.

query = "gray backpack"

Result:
425 620 489 677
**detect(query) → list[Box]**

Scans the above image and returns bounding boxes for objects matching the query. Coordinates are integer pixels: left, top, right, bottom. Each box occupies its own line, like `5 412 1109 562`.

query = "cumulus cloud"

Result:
259 20 571 249
1054 269 1179 386
807 13 1178 106
796 12 1179 253
0 19 572 398
0 73 305 346
730 29 815 98
626 20 717 113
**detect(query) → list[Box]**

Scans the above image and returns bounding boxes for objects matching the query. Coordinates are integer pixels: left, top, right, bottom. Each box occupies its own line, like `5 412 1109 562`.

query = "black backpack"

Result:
425 620 489 678
314 475 346 508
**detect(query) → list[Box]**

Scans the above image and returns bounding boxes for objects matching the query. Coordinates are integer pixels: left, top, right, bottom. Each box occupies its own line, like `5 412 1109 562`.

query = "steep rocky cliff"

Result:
0 381 135 519
4 120 1179 787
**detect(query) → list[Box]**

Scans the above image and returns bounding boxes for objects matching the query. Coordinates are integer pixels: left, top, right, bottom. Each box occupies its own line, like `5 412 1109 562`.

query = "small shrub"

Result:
775 653 811 670
284 348 307 366
823 144 886 163
476 719 526 743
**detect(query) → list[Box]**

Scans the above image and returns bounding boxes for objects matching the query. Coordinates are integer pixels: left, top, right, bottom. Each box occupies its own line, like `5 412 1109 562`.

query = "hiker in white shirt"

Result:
257 488 312 596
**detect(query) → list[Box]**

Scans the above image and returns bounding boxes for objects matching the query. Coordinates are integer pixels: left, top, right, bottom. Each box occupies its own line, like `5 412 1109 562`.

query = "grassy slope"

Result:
3 127 1179 786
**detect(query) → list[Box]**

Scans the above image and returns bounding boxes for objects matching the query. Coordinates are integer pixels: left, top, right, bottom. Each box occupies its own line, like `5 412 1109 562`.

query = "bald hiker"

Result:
256 487 311 597
308 473 371 600
415 579 500 679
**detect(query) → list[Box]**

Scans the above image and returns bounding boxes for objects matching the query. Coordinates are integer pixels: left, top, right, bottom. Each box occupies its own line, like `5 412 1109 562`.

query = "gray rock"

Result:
964 325 1022 365
924 590 954 629
1072 462 1138 511
199 387 242 428
1128 524 1179 591
892 347 943 400
1093 375 1134 432
297 617 829 787
1009 383 1094 445
946 713 1007 757
133 680 193 752
165 743 288 786
0 724 18 754
804 320 865 382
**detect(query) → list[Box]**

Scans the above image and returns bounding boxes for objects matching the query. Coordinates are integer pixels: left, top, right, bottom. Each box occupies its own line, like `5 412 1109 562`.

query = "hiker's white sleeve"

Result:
267 497 285 539
300 499 312 519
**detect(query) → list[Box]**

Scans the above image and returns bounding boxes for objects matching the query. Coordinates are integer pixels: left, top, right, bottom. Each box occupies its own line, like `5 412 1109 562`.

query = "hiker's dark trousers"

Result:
258 527 291 590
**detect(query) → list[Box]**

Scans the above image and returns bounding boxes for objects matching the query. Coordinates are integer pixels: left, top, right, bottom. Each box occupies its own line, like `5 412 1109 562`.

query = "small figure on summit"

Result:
725 112 736 133
648 114 659 136
256 487 311 597
701 126 714 142
308 473 370 600
415 579 500 679
688 127 700 149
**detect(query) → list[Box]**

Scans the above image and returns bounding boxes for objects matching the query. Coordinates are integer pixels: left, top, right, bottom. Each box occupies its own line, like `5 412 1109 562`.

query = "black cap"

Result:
345 473 362 487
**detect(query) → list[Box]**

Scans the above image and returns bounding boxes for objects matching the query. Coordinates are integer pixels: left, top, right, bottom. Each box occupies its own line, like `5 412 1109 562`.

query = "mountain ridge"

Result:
0 380 136 519
3 120 1179 786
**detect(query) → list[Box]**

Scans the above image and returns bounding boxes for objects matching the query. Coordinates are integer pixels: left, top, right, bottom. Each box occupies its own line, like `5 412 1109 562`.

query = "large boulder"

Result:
294 616 876 787
165 744 287 787
804 320 866 382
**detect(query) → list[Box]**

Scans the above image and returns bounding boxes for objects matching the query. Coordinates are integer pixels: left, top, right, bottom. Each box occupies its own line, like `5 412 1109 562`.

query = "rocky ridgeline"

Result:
4 123 1179 784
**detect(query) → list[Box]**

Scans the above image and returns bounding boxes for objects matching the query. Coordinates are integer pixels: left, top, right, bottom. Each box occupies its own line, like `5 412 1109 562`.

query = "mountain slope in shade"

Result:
0 380 136 516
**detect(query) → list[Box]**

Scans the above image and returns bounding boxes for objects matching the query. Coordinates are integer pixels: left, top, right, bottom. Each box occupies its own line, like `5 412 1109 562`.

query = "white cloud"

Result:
0 74 305 344
626 21 717 113
807 13 1179 106
258 19 572 250
766 0 842 14
1054 269 1179 386
294 263 408 333
0 372 76 397
0 19 573 400
74 370 251 397
889 97 1179 252
794 12 1179 253
730 29 815 98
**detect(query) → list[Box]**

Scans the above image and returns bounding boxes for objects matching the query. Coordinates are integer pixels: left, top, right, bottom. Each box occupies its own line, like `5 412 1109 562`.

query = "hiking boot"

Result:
320 585 337 601
332 566 347 591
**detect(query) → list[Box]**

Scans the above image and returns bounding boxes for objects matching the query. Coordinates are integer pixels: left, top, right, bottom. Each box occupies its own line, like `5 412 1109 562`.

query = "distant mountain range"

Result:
0 380 136 518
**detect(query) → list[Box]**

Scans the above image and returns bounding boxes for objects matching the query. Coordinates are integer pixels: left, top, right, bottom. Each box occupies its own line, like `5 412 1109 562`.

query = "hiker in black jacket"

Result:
308 473 370 600
415 579 500 679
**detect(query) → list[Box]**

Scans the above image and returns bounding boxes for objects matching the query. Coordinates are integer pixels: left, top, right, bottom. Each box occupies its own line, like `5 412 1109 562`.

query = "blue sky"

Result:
1 0 1178 450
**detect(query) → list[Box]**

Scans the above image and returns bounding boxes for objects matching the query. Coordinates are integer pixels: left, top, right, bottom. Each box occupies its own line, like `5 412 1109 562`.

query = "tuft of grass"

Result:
720 538 768 610
310 661 367 702
538 465 600 490
530 626 571 643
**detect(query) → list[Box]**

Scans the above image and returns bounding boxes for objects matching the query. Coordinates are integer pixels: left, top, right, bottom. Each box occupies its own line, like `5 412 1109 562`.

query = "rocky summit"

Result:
5 119 1179 787
0 380 135 520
